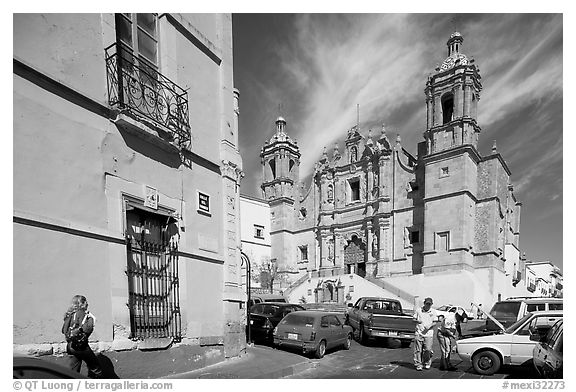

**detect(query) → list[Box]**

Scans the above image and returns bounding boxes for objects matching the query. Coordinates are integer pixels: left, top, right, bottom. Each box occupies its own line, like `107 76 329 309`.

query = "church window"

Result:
442 93 454 124
350 146 358 163
327 184 334 202
269 159 276 179
289 159 295 173
254 224 264 239
299 245 308 262
436 231 450 252
349 178 360 202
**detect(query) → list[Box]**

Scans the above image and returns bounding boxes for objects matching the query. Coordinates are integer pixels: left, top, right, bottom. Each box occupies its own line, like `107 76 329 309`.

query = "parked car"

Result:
532 319 563 378
485 297 563 331
346 297 416 347
435 305 470 321
249 302 305 343
273 310 353 358
14 356 86 378
247 294 287 309
457 310 562 375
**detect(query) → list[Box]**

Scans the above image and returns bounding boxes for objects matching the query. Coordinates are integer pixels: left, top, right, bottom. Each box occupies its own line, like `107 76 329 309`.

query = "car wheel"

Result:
472 350 501 375
343 334 352 350
358 324 367 344
315 340 327 359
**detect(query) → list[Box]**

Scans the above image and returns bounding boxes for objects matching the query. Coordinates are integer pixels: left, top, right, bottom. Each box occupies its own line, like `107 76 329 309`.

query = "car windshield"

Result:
490 301 521 319
280 313 315 327
437 306 449 311
251 304 280 316
505 312 533 334
363 300 401 312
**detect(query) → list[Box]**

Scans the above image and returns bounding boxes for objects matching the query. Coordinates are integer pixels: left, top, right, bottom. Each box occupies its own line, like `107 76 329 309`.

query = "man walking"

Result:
413 297 439 371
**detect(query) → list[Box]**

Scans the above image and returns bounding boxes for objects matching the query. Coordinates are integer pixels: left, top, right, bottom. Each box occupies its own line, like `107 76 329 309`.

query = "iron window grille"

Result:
125 215 181 341
105 42 190 148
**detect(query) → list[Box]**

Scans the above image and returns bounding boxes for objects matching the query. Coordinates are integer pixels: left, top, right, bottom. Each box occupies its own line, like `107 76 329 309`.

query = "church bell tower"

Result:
260 116 301 283
424 32 483 154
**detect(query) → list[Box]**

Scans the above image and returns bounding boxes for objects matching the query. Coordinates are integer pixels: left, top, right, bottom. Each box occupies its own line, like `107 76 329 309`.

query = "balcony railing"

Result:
527 283 536 292
556 282 563 290
512 270 522 283
105 43 190 148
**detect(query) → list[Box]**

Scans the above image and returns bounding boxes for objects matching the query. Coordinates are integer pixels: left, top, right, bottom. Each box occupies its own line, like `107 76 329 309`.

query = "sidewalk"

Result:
163 344 315 379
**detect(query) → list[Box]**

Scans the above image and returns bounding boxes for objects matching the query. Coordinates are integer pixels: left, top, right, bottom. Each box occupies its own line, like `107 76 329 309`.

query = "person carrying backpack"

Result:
62 295 102 378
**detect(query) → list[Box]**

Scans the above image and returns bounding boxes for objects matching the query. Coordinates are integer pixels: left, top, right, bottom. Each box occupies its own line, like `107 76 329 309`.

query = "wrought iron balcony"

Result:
556 282 563 290
105 43 190 148
512 270 522 283
527 283 536 292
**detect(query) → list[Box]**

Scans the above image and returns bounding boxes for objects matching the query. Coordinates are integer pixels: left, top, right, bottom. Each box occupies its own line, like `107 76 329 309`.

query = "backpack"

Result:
65 312 89 350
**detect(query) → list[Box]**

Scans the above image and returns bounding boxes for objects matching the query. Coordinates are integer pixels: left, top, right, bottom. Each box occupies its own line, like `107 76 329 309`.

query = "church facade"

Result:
259 33 529 308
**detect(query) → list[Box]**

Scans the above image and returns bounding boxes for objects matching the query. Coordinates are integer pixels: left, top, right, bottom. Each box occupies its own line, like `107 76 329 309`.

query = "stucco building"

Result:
13 13 245 371
260 32 530 309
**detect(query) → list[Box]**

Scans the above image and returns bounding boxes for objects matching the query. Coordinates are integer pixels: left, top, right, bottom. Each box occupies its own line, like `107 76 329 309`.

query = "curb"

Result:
253 359 314 379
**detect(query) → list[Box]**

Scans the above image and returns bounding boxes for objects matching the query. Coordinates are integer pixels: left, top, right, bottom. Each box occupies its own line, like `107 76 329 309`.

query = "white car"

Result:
435 305 471 320
456 310 562 375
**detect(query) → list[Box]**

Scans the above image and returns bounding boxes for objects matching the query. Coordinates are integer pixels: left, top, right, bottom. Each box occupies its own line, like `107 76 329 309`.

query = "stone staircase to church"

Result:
282 271 417 313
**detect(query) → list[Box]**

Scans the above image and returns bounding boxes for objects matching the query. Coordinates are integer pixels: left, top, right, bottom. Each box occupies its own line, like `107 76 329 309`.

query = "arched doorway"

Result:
344 235 366 278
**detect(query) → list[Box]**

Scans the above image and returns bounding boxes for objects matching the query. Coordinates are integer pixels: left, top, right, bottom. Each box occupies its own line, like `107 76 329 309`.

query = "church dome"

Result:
440 53 469 71
439 32 469 71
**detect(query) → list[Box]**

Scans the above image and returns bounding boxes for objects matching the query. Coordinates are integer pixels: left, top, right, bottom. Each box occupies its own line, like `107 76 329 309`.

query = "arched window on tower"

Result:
350 146 358 163
289 159 295 173
269 159 276 179
472 93 478 119
442 93 454 124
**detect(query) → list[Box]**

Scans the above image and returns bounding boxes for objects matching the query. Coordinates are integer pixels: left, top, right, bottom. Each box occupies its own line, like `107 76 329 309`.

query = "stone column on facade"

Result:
320 172 327 212
463 84 471 118
378 155 388 198
365 223 377 277
320 230 329 268
426 90 434 129
433 94 442 126
366 160 374 201
454 83 463 119
334 233 344 271
376 218 391 278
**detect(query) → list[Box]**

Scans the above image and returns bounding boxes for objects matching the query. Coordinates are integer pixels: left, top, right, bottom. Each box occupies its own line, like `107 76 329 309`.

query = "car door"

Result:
319 316 332 347
347 299 362 329
542 327 563 378
328 315 345 347
511 314 561 365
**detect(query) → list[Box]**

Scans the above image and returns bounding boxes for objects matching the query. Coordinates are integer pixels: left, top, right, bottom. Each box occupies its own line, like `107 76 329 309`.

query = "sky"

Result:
232 13 563 270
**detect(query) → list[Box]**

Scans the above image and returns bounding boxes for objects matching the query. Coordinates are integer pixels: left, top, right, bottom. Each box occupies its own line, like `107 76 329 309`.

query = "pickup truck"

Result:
346 297 416 347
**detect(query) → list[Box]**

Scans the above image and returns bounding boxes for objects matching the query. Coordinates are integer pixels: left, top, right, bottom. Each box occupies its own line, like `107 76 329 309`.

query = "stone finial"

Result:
396 133 402 145
366 129 373 145
333 143 341 160
322 146 328 161
492 140 498 154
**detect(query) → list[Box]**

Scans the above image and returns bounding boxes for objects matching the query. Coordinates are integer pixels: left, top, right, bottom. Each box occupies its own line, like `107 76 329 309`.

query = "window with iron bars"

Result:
125 207 181 341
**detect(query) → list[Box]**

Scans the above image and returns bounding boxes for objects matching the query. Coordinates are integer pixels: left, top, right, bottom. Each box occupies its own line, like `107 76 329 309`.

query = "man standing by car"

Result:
413 297 439 371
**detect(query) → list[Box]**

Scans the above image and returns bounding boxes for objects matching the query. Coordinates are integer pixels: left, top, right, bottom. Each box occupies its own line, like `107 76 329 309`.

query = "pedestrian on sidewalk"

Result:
413 297 439 371
436 314 457 371
62 295 103 378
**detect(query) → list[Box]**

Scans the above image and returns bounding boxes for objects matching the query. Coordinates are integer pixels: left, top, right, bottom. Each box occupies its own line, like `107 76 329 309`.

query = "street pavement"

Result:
165 319 539 379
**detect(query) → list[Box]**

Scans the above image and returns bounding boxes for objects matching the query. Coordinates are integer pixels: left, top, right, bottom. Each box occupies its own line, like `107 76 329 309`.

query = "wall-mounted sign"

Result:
144 185 158 209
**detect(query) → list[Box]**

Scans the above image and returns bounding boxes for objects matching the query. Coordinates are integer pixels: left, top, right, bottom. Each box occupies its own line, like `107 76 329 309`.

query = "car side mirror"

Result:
347 303 353 308
529 332 541 342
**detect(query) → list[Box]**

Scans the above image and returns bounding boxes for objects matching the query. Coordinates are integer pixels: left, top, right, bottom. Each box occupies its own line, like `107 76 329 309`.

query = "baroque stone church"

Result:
259 32 528 308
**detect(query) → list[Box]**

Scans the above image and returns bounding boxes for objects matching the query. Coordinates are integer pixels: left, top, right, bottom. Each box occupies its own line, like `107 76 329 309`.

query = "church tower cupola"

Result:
424 32 482 155
260 115 301 203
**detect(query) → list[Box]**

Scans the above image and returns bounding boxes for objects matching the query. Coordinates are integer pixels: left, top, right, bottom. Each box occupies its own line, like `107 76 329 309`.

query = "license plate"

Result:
388 331 398 336
288 333 298 340
250 320 254 325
